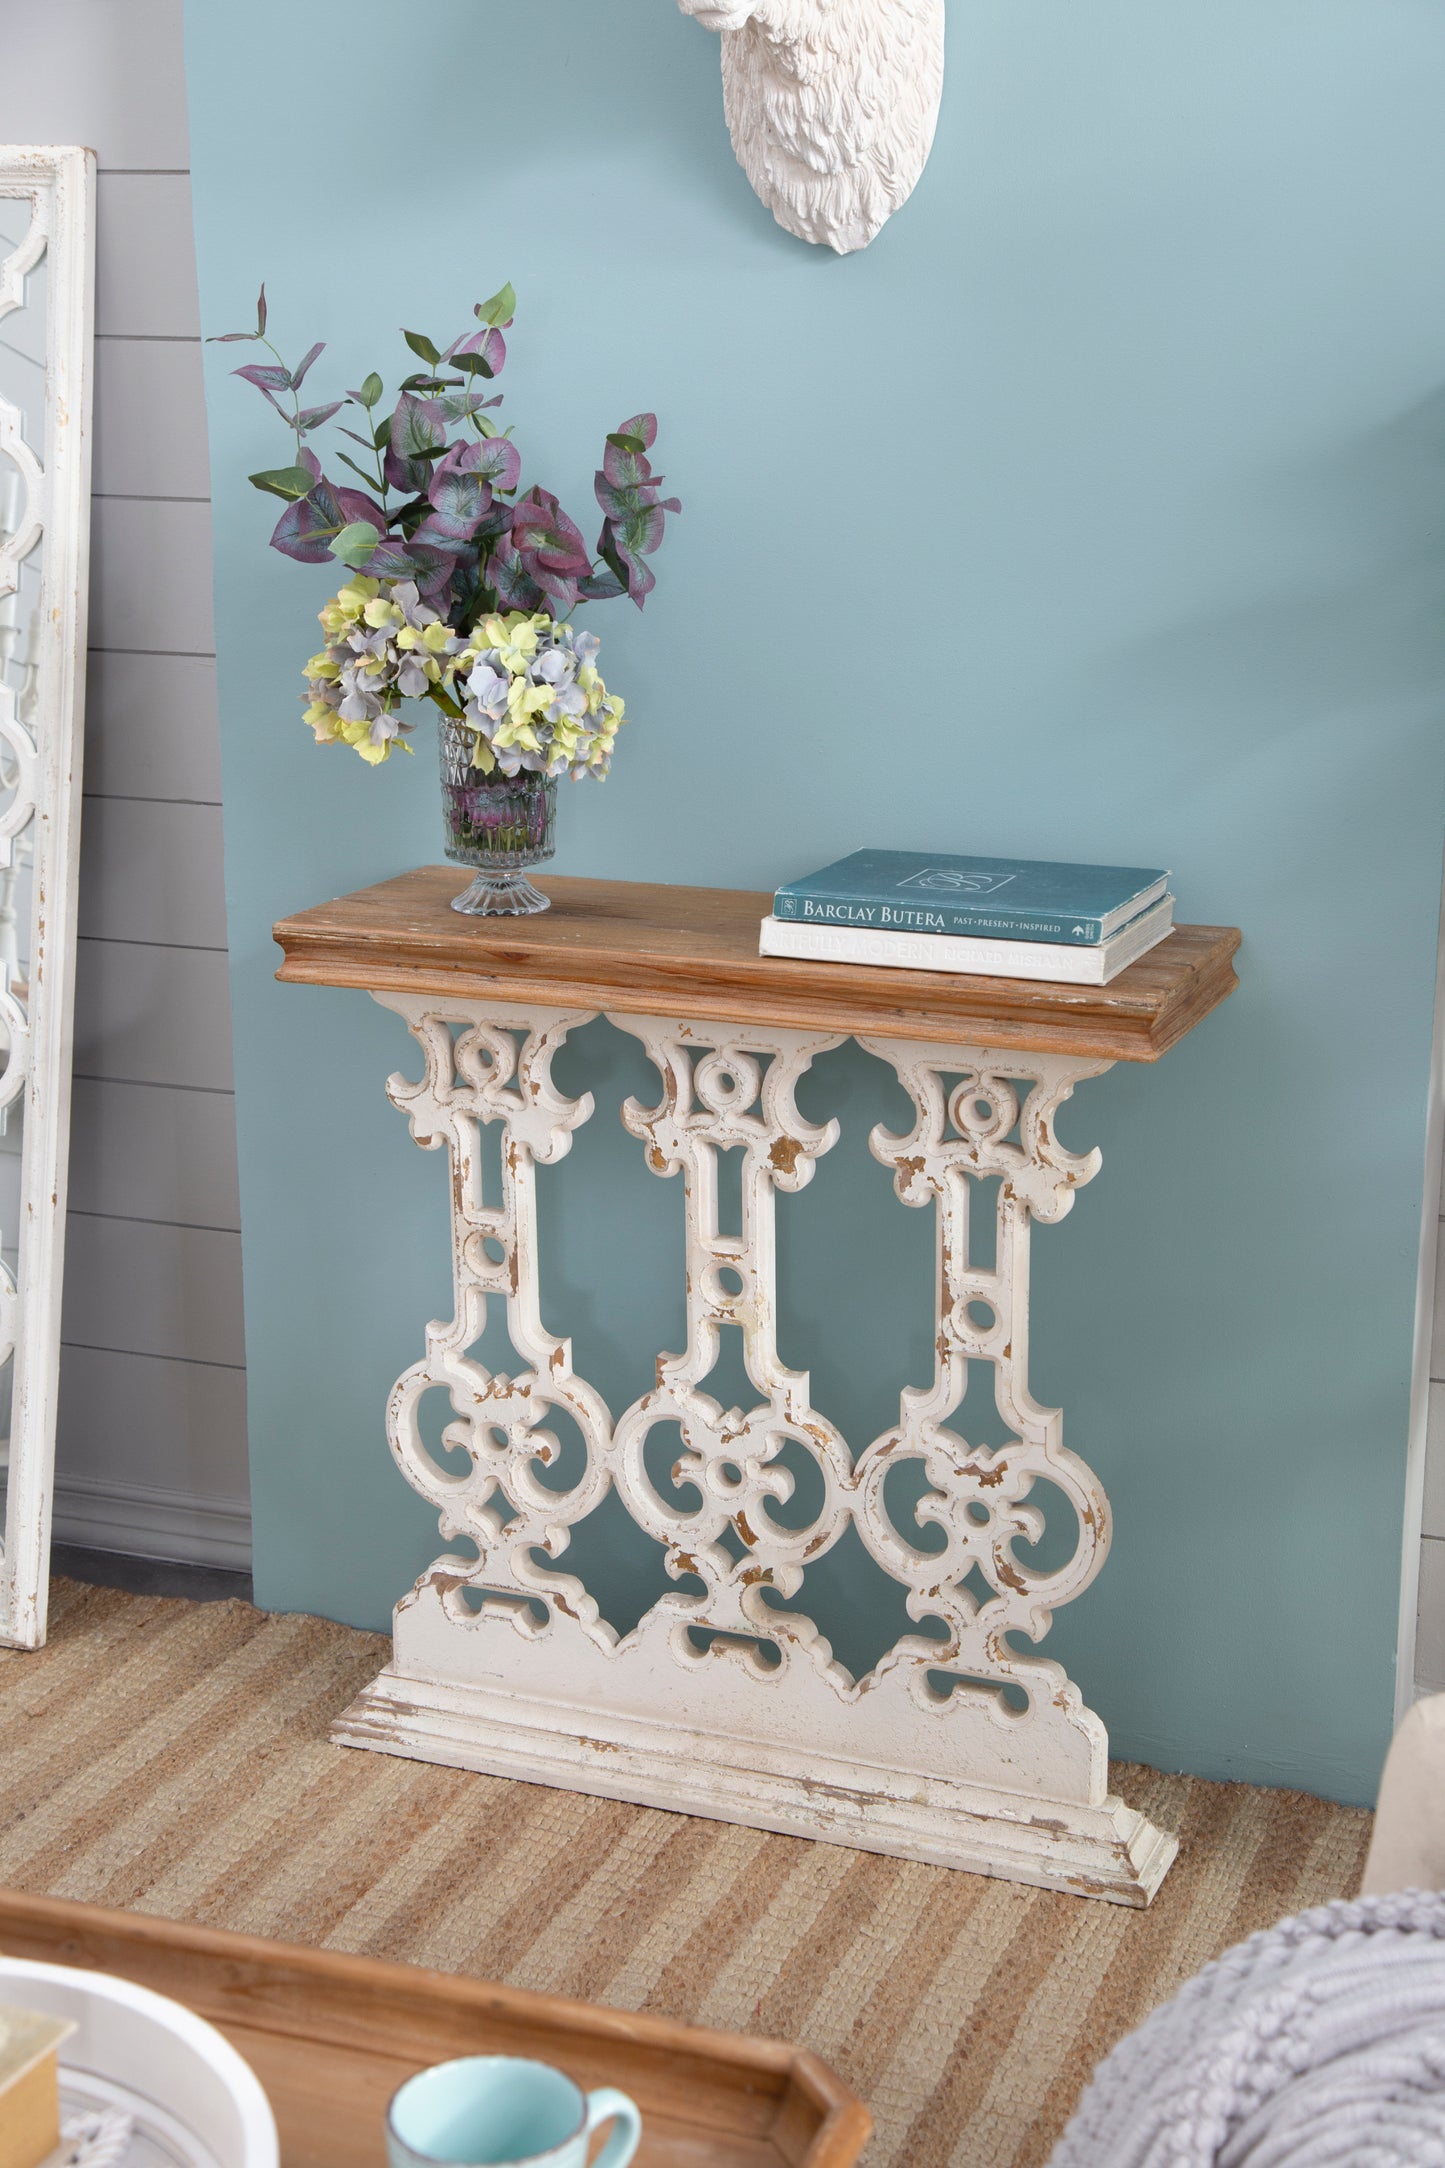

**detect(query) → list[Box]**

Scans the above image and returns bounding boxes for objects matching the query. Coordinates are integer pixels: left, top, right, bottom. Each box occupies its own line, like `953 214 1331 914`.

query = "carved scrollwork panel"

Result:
361 1003 1177 1894
854 1039 1115 1725
379 1007 1118 1735
607 1016 857 1688
375 995 619 1652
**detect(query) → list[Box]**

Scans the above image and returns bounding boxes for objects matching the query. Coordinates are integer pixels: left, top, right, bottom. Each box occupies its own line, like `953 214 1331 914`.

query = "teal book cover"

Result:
772 850 1171 945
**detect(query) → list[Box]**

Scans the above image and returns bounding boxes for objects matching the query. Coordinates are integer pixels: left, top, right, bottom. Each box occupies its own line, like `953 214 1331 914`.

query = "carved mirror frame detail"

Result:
0 147 95 1649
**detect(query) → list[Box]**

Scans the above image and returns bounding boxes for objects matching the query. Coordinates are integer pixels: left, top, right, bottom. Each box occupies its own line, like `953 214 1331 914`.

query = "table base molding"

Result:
332 1664 1177 1904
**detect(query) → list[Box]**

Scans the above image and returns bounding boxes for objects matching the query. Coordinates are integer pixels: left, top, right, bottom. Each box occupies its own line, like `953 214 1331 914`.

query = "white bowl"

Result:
0 1957 278 2168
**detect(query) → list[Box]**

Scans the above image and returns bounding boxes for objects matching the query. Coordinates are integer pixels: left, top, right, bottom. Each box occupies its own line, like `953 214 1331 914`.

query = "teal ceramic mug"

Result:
386 2055 641 2168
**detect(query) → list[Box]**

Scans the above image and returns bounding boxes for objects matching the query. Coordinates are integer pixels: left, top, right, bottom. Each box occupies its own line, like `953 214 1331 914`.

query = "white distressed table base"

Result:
334 993 1178 1905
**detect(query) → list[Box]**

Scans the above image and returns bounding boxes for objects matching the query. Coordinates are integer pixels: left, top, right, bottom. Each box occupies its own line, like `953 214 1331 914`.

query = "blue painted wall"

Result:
186 0 1445 1803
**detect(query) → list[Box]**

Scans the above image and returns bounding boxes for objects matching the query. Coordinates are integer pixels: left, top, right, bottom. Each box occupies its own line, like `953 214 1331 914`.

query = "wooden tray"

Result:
0 1891 870 2168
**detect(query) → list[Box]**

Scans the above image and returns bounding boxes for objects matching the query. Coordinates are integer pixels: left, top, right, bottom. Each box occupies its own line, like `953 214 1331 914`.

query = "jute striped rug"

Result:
0 1581 1371 2167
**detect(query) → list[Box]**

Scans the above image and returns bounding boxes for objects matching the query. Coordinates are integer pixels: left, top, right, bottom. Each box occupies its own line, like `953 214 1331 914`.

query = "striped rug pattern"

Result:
0 1582 1371 2167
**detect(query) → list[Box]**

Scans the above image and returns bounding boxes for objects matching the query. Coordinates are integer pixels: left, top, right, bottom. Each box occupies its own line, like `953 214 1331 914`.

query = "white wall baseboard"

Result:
51 1471 251 1570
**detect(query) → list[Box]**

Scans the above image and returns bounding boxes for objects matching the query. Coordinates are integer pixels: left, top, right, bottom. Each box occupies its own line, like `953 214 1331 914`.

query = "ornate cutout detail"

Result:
0 185 46 319
375 995 616 1646
345 1003 1175 1899
854 1039 1115 1720
675 0 945 254
610 1017 851 1685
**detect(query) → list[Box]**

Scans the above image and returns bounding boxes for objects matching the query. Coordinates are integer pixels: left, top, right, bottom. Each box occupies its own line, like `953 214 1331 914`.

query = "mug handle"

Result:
583 2086 641 2168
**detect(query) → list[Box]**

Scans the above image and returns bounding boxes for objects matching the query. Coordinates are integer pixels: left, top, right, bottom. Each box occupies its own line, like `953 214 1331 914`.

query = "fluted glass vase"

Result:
438 715 556 916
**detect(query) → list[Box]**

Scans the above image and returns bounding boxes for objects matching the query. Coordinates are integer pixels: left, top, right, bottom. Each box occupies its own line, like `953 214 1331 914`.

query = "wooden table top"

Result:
274 869 1240 1063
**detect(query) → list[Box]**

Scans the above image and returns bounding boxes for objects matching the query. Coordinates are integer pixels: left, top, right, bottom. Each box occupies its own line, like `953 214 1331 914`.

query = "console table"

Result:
274 871 1239 1906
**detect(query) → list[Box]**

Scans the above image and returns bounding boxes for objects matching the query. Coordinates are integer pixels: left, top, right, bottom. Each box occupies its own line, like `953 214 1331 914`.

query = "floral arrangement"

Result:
214 283 678 772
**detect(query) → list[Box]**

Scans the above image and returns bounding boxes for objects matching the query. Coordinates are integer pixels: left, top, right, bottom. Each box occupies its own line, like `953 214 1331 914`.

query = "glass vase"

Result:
438 715 556 916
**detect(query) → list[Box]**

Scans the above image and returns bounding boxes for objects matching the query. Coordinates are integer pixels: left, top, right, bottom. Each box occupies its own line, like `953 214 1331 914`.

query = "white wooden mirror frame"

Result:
676 0 946 254
0 145 95 1649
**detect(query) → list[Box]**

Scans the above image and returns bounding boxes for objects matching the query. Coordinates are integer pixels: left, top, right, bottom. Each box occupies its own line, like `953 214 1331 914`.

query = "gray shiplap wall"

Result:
10 0 250 1564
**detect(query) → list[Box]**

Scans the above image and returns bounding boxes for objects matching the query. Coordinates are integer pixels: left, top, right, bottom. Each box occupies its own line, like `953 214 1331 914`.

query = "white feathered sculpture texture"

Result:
676 0 945 254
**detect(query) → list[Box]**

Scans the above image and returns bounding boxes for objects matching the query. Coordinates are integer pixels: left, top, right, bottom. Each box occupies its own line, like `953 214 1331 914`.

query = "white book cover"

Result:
758 896 1176 985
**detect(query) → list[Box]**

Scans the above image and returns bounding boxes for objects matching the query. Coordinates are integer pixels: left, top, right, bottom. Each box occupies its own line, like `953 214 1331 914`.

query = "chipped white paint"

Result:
335 997 1177 1902
378 997 616 1642
676 0 945 254
0 148 95 1650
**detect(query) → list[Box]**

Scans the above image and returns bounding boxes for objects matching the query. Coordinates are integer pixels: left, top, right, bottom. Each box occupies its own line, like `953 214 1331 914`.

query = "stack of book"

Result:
759 849 1175 986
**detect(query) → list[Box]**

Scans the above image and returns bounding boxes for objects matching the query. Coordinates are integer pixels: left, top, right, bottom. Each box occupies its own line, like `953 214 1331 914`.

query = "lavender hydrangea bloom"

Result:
455 612 625 782
302 576 465 765
466 660 512 722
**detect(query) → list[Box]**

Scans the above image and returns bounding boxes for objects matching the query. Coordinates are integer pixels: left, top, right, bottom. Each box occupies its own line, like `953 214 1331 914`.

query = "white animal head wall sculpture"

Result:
676 0 945 255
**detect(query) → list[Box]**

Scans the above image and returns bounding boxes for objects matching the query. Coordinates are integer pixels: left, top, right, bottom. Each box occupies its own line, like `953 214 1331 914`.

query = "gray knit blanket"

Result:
1049 1891 1445 2166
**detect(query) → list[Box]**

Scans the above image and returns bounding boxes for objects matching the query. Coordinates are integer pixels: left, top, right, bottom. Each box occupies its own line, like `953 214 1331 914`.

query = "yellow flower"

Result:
507 677 553 725
332 714 394 765
303 701 339 743
320 576 380 638
485 612 542 673
304 650 341 682
362 595 402 630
